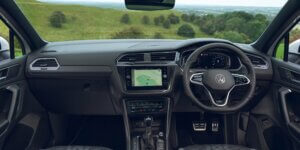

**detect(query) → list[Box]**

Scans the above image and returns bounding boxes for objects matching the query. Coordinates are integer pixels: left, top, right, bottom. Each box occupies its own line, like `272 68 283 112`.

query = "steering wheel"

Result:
183 43 256 113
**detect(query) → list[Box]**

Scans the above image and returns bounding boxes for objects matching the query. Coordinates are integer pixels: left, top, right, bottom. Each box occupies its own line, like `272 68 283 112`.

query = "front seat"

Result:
42 146 112 150
179 144 255 150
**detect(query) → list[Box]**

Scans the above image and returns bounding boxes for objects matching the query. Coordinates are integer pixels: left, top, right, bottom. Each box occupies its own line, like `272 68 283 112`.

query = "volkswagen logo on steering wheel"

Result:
215 74 226 84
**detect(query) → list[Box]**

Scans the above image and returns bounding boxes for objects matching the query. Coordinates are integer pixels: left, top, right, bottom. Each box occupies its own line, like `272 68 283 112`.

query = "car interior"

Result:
0 0 300 150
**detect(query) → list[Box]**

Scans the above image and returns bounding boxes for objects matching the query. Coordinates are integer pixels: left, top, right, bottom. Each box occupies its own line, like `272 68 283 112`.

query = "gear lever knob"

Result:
144 116 153 127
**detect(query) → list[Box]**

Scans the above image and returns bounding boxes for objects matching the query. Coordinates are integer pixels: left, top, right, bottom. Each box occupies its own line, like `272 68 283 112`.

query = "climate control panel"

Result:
126 100 167 114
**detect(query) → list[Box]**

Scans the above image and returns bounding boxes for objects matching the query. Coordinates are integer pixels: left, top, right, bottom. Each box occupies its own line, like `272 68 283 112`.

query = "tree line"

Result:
182 11 269 43
48 10 270 43
116 11 269 43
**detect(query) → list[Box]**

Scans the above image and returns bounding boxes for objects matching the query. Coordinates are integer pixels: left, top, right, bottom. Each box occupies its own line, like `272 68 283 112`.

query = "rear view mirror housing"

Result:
125 0 175 10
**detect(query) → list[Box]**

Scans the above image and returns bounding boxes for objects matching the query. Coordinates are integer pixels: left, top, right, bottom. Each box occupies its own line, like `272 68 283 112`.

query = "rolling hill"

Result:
15 0 207 41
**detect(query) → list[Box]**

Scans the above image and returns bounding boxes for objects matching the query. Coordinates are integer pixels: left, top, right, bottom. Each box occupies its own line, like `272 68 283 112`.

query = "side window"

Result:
275 21 300 64
0 19 24 62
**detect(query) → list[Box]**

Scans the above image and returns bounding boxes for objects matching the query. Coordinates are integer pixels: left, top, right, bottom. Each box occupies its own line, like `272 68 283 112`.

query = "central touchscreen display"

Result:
131 69 162 87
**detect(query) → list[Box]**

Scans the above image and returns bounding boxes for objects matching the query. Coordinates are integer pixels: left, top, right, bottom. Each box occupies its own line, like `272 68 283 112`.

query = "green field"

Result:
15 0 208 42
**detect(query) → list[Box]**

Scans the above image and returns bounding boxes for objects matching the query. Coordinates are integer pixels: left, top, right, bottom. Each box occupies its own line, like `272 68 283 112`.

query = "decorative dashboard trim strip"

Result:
246 53 269 69
29 58 60 71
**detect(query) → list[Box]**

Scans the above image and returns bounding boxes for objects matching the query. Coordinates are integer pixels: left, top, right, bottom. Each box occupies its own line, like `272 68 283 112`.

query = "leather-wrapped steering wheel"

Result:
183 43 256 113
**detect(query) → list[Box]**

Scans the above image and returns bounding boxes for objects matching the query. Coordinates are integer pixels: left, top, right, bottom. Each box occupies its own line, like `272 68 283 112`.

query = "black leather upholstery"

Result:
179 144 255 150
42 146 112 150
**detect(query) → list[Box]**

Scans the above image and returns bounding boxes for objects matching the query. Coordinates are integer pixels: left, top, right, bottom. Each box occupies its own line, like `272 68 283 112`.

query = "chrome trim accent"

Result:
232 74 251 86
193 122 207 131
246 54 269 69
190 72 204 85
0 76 6 81
190 73 250 107
116 51 177 63
116 53 146 63
29 58 60 71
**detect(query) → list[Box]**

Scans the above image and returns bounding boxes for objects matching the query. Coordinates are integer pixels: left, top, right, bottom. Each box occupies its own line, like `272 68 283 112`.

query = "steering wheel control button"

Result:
193 122 207 131
232 74 250 86
190 73 204 85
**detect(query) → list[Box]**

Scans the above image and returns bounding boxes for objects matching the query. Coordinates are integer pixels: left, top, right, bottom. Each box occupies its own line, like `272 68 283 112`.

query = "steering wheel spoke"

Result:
232 74 250 86
190 72 204 85
203 87 232 107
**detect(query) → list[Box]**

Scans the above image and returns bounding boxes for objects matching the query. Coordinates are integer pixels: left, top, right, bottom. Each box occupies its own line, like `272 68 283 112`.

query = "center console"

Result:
117 55 176 150
122 98 172 150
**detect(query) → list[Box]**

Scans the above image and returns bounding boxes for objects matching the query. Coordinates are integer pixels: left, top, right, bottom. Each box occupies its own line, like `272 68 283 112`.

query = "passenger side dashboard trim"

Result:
29 58 60 71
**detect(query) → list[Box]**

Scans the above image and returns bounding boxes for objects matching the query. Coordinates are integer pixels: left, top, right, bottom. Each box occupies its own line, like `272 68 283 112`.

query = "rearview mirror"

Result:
125 0 175 10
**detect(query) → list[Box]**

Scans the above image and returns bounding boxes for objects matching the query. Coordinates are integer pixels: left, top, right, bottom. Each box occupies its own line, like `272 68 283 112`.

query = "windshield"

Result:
16 0 287 43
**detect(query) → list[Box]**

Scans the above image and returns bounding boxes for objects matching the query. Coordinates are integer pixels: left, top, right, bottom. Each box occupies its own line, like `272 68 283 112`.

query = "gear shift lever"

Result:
143 116 154 150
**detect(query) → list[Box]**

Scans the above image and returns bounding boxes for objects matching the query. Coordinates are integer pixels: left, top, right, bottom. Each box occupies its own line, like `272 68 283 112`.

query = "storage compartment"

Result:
0 89 13 123
29 79 116 115
285 92 300 124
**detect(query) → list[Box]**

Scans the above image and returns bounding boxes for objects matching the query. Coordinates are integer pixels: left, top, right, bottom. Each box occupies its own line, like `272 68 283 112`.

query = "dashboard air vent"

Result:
247 55 268 69
119 54 144 62
30 58 60 71
151 52 176 61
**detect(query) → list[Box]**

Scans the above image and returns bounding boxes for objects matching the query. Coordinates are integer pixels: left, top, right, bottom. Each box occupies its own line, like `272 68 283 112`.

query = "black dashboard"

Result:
25 39 273 115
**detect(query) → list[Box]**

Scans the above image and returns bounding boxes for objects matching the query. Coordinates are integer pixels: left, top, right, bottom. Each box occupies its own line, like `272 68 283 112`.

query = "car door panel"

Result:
278 87 300 139
272 58 300 144
273 58 300 88
0 57 27 147
245 58 300 150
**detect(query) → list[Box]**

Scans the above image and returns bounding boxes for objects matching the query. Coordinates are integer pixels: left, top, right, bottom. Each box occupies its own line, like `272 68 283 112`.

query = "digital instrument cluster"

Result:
193 52 231 69
181 50 241 70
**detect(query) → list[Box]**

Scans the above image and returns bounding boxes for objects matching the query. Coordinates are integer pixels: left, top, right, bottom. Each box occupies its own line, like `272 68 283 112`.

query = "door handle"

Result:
0 68 8 81
279 67 300 85
291 78 300 84
0 76 7 81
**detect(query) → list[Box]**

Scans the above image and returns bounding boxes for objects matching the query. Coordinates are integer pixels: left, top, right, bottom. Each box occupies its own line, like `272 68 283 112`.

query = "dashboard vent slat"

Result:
119 54 144 62
151 52 176 61
247 55 268 69
32 58 58 67
30 58 60 71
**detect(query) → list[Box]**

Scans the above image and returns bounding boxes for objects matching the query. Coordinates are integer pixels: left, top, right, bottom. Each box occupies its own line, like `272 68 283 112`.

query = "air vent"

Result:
151 52 176 61
30 58 60 71
247 54 268 69
118 54 144 62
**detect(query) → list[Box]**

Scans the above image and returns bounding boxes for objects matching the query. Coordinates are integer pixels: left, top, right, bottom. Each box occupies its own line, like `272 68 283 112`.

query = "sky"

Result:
42 0 287 7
